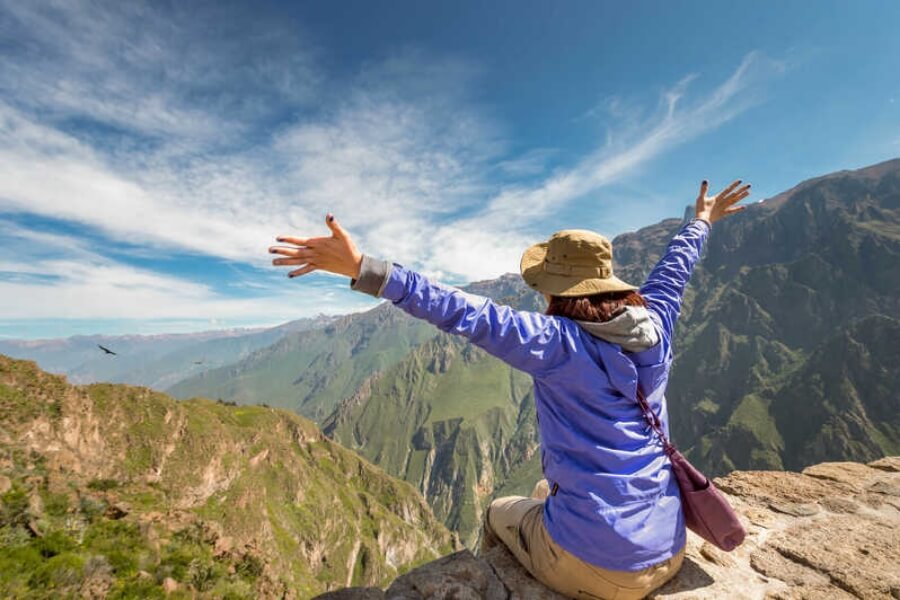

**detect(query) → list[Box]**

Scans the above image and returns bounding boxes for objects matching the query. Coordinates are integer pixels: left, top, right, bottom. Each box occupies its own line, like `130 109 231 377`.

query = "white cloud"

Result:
424 52 785 279
0 1 786 330
0 268 369 321
0 0 318 142
477 54 779 226
0 226 373 322
0 55 776 278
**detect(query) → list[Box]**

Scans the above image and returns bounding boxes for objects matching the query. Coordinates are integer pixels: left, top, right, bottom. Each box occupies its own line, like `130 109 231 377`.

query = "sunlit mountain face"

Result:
171 160 900 543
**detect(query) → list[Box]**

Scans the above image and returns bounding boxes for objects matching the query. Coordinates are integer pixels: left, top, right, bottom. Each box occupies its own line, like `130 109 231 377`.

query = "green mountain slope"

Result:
321 159 900 544
322 334 538 547
769 314 900 466
168 305 436 422
167 159 900 546
661 161 900 474
0 355 453 599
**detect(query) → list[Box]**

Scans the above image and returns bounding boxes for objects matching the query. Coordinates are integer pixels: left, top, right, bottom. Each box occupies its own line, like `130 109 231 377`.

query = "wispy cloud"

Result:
479 53 781 225
0 0 318 142
0 0 785 334
0 223 373 324
423 52 786 279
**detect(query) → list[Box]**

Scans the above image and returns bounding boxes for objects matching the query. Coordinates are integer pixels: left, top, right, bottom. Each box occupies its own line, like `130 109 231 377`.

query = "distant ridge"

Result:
51 159 900 546
0 315 337 390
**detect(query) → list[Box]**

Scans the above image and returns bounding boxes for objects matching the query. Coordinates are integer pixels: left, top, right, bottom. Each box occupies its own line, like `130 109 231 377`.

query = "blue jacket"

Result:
351 219 710 571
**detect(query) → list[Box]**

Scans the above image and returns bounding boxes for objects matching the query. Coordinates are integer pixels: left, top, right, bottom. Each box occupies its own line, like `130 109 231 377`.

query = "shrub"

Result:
43 491 70 517
78 496 107 523
107 578 166 599
1 483 31 528
158 539 204 581
36 529 76 558
211 578 255 599
0 537 43 585
235 553 264 580
174 521 215 546
0 525 31 548
82 520 145 575
188 557 219 592
47 399 63 419
82 554 113 580
87 478 119 492
27 551 84 589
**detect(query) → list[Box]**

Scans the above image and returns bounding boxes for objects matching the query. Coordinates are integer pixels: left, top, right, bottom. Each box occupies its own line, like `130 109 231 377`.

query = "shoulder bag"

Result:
636 386 746 552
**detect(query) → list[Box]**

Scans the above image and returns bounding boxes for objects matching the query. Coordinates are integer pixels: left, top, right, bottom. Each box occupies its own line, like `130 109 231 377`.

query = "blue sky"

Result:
1 0 898 339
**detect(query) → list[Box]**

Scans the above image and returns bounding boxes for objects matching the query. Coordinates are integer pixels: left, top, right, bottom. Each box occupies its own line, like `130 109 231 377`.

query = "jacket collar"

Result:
576 306 660 353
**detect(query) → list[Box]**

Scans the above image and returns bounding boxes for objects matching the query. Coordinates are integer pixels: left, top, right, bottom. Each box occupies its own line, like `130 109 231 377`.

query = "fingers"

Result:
721 185 751 207
269 246 314 258
272 214 353 280
270 242 315 272
724 205 747 215
288 264 317 278
276 235 315 247
730 186 751 202
697 180 709 200
325 213 349 240
716 179 743 199
277 213 347 246
272 257 312 266
271 246 315 267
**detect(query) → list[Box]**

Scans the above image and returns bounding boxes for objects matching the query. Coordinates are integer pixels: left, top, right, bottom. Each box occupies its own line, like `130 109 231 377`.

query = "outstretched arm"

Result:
269 215 568 376
640 179 751 341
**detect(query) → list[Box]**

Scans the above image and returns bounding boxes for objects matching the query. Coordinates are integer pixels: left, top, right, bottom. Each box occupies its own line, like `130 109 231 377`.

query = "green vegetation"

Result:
168 307 438 422
0 491 263 600
87 478 119 492
0 355 454 598
9 161 896 574
324 331 538 547
319 163 900 545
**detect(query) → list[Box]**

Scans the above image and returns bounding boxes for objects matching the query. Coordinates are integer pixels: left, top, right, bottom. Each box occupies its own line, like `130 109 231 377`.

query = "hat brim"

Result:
520 242 637 297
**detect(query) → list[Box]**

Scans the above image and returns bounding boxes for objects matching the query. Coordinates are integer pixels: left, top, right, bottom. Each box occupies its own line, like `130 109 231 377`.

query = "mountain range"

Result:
177 158 900 544
6 158 900 548
0 316 335 391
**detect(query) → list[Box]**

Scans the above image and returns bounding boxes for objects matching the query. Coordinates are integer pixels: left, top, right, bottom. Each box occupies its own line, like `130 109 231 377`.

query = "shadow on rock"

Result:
651 557 715 597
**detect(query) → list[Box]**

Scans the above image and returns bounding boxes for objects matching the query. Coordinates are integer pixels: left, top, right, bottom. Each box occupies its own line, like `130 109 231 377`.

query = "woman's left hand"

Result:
269 214 363 279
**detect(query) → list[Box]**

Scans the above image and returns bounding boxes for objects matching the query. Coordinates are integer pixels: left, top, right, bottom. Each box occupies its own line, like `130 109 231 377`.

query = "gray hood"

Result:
576 306 660 353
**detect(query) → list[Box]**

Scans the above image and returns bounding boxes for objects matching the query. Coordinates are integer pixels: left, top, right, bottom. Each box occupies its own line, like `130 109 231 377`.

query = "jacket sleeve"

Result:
639 219 710 342
350 256 569 376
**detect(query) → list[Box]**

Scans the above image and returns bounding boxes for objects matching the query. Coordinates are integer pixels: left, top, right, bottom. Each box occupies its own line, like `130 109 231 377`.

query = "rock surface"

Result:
316 458 900 599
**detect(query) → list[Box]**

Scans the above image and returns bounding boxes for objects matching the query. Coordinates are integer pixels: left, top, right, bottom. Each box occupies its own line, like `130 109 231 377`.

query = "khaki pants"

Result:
482 481 684 600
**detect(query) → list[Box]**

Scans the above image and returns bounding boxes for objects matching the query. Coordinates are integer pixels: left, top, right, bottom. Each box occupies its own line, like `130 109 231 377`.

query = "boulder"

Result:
316 458 900 600
385 550 508 599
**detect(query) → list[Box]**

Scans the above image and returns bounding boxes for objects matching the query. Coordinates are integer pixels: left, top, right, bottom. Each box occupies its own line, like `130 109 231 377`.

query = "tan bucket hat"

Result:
520 229 637 297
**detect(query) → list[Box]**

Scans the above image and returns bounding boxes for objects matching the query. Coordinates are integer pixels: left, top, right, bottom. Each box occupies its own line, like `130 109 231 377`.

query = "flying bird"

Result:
97 344 117 356
193 360 204 365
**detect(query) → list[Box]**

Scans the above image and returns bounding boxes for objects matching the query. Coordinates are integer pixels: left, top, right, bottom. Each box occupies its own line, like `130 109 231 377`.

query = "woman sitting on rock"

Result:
270 179 750 600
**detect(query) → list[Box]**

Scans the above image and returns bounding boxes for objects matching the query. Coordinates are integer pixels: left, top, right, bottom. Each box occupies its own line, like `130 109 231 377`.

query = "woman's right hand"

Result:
695 179 751 225
269 214 364 279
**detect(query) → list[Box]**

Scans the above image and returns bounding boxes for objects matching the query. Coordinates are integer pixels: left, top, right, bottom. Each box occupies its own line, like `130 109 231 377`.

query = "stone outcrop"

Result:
169 159 900 556
316 458 900 599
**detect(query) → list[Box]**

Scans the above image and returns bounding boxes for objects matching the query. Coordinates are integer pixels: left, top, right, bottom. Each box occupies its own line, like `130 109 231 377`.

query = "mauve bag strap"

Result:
635 385 676 456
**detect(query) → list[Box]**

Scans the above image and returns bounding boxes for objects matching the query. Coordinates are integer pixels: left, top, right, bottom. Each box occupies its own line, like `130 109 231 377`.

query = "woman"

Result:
270 179 750 599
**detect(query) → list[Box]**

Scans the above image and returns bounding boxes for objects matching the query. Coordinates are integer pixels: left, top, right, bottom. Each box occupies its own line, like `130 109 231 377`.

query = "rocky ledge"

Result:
316 458 900 599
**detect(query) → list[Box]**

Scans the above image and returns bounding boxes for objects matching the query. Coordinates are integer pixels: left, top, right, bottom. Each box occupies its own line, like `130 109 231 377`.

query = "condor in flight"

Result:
97 344 117 356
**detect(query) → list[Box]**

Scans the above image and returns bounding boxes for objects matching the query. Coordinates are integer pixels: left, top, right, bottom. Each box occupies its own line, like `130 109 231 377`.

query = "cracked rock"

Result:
320 459 900 600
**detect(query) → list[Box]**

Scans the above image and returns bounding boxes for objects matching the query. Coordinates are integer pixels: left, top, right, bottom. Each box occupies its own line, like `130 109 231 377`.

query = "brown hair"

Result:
546 290 647 323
